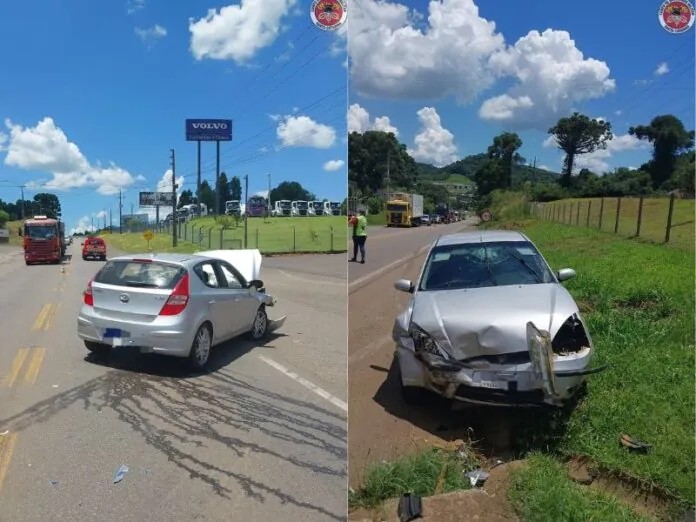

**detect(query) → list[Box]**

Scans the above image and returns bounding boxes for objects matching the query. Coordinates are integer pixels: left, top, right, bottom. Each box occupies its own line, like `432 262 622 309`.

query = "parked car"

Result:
77 249 286 370
391 230 601 408
421 215 431 226
82 237 107 261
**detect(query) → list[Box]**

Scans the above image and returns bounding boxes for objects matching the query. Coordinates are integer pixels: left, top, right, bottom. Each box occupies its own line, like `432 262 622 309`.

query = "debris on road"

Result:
397 493 423 522
49 480 58 486
465 469 489 487
113 464 129 484
0 430 9 436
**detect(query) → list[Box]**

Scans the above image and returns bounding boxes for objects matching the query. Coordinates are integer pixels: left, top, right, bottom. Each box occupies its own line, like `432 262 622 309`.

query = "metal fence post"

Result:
255 228 259 248
598 198 605 229
586 201 592 227
208 227 213 248
636 197 644 237
614 197 622 234
665 193 676 243
330 226 334 252
219 228 223 249
293 226 296 252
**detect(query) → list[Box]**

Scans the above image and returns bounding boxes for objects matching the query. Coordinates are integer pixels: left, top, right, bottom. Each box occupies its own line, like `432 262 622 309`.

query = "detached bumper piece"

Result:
454 384 547 406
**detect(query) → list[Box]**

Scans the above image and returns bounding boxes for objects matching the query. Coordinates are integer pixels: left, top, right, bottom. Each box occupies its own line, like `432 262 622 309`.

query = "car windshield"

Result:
95 260 186 289
24 226 55 239
418 240 555 291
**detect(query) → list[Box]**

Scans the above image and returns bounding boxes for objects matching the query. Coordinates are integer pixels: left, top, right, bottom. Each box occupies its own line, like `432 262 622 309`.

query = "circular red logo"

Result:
311 0 347 32
659 0 695 33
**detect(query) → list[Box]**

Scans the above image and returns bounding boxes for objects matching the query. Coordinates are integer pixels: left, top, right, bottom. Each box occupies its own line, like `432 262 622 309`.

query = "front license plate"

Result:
477 380 506 390
104 328 122 338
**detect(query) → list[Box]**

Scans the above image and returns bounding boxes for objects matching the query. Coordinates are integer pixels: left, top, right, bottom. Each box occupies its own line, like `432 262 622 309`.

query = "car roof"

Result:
435 229 529 247
109 252 206 267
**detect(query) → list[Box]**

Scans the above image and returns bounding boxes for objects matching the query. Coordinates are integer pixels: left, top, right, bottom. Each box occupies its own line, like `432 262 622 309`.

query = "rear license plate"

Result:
104 328 122 338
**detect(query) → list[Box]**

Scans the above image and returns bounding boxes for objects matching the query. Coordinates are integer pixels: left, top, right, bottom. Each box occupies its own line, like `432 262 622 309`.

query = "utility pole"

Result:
171 149 178 247
267 172 271 216
196 141 202 217
531 156 537 183
386 151 391 203
130 202 134 217
91 216 94 232
243 174 249 249
20 185 25 219
109 208 113 231
118 190 123 234
103 208 106 229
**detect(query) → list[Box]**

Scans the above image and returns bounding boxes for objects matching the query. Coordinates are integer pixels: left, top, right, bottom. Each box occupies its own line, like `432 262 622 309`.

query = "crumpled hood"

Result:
193 249 262 282
410 284 579 360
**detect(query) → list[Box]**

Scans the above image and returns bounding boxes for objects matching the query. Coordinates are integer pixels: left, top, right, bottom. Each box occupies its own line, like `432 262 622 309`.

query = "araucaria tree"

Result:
548 112 613 187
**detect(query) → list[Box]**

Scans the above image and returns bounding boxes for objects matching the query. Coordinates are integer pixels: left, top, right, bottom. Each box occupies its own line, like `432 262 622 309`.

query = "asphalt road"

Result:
347 219 480 487
0 244 347 521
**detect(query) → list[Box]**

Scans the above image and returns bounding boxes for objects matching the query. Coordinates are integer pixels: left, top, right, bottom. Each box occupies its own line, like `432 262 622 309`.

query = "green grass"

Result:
540 197 695 251
348 448 474 510
367 211 387 226
444 174 472 184
507 220 695 508
4 220 23 246
508 454 653 522
105 216 348 254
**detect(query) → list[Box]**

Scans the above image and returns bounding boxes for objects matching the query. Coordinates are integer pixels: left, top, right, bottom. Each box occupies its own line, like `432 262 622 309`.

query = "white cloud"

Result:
135 25 167 47
407 107 457 167
189 0 296 64
94 210 108 219
127 0 145 14
543 132 649 174
276 115 336 148
349 0 615 128
71 215 97 235
479 29 615 128
1 117 139 195
323 159 345 171
347 104 399 136
615 110 622 116
655 62 669 75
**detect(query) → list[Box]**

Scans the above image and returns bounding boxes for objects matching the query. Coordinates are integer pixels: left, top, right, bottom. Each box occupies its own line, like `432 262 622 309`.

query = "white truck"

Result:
273 200 292 216
327 201 341 216
291 200 309 217
225 200 241 216
309 201 326 216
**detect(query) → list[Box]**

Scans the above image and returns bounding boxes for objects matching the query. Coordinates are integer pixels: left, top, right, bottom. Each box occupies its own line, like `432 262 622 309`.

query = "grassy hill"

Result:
416 153 560 186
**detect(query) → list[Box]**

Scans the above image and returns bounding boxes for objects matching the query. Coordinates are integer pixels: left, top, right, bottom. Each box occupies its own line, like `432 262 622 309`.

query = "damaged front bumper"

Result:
395 322 603 408
259 292 287 333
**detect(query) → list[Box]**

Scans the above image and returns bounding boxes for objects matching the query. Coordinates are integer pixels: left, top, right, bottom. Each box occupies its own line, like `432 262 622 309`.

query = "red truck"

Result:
82 236 107 261
22 215 66 265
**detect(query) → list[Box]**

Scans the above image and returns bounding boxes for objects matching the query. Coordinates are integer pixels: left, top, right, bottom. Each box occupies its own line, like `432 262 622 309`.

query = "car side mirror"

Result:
394 279 414 293
557 268 576 282
248 279 264 290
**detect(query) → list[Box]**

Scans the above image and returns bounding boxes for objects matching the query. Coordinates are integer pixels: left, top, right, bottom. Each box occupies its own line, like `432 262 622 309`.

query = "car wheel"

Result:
84 341 111 357
247 306 268 340
188 323 212 371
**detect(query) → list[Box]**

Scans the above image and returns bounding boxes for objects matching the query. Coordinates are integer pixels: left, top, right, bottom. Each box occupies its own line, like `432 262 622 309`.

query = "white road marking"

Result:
257 355 348 413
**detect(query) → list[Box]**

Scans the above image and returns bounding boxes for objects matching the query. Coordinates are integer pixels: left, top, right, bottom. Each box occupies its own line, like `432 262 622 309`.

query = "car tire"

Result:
84 341 111 357
247 306 268 341
188 323 213 371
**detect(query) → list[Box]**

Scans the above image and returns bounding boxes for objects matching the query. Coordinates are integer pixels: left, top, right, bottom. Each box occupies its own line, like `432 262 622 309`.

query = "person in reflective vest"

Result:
349 209 367 264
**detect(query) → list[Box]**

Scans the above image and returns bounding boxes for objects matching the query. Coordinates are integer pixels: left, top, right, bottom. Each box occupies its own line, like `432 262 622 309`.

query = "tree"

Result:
0 209 9 228
199 180 215 211
487 132 523 189
33 193 62 219
269 181 315 202
178 190 193 208
228 176 242 200
473 159 505 198
349 131 417 194
548 113 613 187
216 172 230 213
629 114 695 188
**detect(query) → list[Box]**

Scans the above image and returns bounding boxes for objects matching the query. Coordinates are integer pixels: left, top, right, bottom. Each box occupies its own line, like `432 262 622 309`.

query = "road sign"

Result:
143 229 154 241
185 119 233 142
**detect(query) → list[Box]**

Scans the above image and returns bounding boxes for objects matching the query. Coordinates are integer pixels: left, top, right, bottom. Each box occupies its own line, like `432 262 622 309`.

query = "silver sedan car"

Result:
392 230 602 408
77 249 286 370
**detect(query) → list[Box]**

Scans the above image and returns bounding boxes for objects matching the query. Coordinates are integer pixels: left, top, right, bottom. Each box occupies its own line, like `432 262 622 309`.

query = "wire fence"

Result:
155 220 348 254
534 194 695 251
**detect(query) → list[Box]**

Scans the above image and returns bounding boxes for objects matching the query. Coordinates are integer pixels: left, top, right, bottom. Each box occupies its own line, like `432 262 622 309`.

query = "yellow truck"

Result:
385 193 424 227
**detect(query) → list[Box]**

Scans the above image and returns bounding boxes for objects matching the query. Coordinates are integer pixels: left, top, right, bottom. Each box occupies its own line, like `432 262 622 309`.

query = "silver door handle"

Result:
208 300 216 305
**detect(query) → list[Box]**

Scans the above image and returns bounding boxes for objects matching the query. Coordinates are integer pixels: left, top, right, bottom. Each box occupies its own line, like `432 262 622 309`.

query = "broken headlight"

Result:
409 323 450 360
551 314 590 354
526 321 557 398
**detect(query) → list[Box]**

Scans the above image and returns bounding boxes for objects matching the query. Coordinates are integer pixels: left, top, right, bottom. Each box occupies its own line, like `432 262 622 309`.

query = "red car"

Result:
82 237 107 261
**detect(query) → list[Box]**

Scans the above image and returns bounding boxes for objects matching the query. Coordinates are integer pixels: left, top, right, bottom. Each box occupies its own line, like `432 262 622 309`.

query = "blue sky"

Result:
348 0 695 174
0 0 347 233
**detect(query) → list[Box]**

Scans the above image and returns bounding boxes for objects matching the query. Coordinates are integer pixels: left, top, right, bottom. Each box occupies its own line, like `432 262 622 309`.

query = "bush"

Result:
485 190 533 221
0 209 9 228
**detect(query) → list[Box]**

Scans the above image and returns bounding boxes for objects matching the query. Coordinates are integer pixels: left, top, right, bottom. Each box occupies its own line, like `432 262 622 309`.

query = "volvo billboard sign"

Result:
185 119 233 142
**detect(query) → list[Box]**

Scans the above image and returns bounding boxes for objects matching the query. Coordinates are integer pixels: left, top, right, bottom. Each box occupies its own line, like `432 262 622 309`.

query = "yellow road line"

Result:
43 303 59 331
31 304 52 331
0 433 18 494
23 348 45 385
1 348 29 388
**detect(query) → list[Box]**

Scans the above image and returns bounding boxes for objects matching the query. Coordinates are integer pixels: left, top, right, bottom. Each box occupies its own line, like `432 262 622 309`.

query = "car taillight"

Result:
159 273 189 316
84 280 94 306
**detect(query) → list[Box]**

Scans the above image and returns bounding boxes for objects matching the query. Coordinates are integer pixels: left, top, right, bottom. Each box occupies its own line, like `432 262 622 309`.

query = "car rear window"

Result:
94 260 186 289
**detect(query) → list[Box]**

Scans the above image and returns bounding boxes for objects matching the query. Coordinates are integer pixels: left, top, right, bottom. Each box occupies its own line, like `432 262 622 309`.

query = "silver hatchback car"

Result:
77 249 286 370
